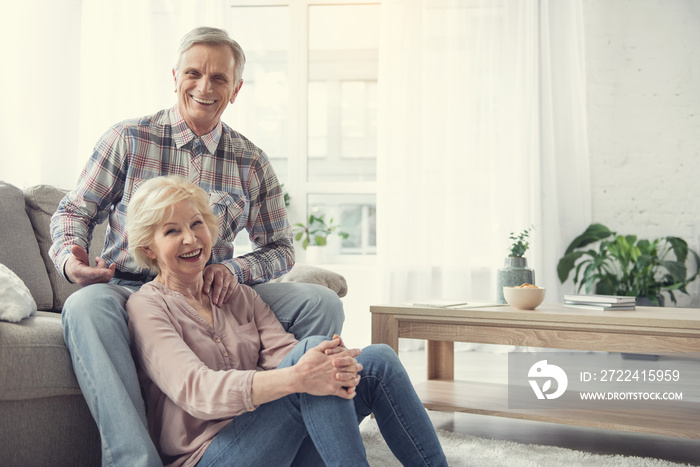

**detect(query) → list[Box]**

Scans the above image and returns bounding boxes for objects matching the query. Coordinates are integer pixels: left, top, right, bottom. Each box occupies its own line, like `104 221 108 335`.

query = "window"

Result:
224 5 291 182
307 4 379 182
228 1 379 261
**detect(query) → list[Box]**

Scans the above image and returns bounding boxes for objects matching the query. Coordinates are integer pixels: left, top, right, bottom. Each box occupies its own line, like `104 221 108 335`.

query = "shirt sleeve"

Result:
226 152 295 285
49 125 129 277
127 291 259 420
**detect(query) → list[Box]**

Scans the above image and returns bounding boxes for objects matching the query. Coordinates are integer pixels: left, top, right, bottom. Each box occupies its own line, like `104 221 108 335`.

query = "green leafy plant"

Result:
293 214 349 250
508 226 534 257
557 223 700 305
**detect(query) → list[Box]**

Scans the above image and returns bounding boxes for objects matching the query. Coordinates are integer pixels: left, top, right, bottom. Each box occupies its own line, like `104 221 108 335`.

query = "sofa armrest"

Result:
270 264 348 298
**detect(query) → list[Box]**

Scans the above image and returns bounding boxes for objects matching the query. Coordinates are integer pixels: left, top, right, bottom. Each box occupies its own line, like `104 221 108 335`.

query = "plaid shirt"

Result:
50 106 294 285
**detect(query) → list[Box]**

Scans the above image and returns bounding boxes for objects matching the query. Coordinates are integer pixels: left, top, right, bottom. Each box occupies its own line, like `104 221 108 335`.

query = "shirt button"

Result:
223 352 228 357
215 337 221 343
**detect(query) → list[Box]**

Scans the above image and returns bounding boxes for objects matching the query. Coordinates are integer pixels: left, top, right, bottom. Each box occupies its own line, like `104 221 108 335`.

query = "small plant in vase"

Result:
508 227 533 258
497 226 536 303
293 214 349 262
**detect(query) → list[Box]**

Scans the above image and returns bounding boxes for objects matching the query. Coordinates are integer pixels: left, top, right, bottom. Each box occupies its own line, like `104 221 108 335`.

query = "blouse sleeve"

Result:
126 292 257 420
244 287 299 370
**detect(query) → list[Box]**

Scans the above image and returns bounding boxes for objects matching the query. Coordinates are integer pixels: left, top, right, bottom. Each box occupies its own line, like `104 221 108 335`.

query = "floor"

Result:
398 342 700 466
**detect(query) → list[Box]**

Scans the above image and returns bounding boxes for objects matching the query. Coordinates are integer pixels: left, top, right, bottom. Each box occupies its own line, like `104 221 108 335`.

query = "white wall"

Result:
583 0 700 307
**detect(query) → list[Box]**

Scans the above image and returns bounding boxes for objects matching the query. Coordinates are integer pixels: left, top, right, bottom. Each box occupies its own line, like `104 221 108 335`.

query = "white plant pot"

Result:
305 245 327 264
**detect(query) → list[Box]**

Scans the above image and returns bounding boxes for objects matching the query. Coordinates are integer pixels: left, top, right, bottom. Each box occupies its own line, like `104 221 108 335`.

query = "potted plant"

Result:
496 226 535 303
293 213 349 262
557 223 700 306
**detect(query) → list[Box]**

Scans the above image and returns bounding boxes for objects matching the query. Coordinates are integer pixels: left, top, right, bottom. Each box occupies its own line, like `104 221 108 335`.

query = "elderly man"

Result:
50 27 344 467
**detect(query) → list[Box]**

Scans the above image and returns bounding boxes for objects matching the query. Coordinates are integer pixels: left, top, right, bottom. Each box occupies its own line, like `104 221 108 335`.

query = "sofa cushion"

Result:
0 311 81 400
0 181 54 310
271 264 348 298
24 185 108 311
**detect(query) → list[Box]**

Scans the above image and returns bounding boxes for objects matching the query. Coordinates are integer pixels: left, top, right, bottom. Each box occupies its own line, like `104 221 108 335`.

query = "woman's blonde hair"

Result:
126 175 219 274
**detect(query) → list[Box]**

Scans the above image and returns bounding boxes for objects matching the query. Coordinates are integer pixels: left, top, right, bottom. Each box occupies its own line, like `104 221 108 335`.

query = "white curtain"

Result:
377 0 591 305
0 0 228 189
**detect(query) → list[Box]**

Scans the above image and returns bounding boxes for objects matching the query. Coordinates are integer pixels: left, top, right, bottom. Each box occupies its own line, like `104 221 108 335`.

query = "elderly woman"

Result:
125 176 447 467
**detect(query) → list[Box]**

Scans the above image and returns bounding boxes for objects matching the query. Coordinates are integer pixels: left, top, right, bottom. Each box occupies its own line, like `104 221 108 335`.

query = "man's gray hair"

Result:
175 26 246 83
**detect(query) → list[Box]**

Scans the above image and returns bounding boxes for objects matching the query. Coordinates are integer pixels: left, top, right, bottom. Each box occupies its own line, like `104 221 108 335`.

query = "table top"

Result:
370 302 700 332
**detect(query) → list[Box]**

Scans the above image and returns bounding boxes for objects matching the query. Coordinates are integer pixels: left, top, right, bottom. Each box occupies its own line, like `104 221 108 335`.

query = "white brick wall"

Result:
584 0 700 305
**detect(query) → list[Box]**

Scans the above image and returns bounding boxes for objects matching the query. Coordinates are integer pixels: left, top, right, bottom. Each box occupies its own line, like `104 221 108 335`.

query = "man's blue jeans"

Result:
61 279 344 467
196 337 448 467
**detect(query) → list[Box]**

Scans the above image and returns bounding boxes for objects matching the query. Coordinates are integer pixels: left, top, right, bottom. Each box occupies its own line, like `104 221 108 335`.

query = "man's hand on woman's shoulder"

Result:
202 263 239 307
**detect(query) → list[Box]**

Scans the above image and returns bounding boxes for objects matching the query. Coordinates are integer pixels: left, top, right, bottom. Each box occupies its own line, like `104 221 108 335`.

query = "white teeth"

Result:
191 95 215 104
180 249 201 258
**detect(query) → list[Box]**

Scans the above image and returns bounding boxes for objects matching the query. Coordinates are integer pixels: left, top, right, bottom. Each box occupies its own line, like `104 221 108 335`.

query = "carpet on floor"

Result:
359 418 690 467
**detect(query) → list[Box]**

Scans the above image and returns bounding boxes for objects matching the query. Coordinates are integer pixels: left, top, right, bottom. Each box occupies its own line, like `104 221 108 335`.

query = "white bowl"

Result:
503 286 546 310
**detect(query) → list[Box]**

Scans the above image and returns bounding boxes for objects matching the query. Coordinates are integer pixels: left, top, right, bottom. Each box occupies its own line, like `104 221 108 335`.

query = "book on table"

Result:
409 300 505 309
564 303 636 311
564 294 636 311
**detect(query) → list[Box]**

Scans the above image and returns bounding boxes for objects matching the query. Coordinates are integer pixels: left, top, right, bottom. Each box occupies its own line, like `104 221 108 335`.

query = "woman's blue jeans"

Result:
61 280 344 467
196 337 448 467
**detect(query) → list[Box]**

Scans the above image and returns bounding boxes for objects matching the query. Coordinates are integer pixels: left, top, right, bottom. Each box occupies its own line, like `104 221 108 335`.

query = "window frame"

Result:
228 0 379 263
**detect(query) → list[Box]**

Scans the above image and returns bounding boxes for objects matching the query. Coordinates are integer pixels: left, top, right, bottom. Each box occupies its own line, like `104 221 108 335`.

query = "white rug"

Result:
359 418 690 467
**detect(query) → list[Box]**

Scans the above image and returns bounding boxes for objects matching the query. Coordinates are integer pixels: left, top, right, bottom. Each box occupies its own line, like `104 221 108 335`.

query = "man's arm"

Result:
49 125 128 284
224 156 295 285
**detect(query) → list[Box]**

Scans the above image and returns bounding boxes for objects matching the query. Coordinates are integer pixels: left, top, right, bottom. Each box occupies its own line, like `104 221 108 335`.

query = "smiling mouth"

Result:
180 249 202 260
191 95 216 105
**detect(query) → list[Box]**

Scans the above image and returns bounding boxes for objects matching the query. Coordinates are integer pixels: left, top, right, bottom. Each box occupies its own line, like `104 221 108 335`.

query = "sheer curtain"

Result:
377 0 591 306
1 0 229 189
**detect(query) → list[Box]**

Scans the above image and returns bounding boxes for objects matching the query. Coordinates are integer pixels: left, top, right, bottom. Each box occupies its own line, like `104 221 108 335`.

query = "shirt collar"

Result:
170 105 222 155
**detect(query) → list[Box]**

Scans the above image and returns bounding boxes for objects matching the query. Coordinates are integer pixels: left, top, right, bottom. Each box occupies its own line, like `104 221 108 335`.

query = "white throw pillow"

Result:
0 263 37 322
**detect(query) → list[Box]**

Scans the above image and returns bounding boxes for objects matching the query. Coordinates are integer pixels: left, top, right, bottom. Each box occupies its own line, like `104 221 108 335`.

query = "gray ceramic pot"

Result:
496 256 535 304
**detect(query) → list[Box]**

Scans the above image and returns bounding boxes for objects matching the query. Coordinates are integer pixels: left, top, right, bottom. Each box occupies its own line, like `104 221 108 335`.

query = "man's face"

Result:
173 43 243 136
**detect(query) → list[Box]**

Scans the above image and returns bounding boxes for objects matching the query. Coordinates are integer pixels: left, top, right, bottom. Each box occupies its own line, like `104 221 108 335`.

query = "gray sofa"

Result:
0 181 347 467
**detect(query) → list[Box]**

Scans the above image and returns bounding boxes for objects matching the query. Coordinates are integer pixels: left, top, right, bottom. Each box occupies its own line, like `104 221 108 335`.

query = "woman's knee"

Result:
278 335 330 368
299 335 330 349
364 343 398 360
358 344 403 374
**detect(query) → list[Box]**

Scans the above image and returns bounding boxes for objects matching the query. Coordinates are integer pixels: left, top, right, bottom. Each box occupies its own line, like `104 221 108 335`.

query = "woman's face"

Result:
144 199 212 278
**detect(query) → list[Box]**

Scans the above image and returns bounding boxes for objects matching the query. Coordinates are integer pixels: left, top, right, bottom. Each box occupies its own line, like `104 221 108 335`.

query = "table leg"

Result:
427 340 454 380
372 313 399 353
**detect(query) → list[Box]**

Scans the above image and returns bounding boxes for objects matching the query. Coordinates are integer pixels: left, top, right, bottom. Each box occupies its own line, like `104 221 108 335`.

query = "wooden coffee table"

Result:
370 303 700 439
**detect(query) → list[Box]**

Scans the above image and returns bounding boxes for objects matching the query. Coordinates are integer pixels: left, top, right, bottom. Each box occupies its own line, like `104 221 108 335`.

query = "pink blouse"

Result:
126 281 299 467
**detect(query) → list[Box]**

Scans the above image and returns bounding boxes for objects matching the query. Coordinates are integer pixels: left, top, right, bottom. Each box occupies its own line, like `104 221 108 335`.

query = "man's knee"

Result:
255 281 345 337
62 283 132 338
309 284 345 331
